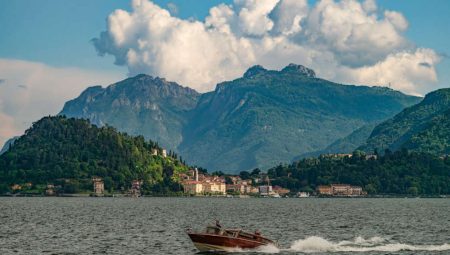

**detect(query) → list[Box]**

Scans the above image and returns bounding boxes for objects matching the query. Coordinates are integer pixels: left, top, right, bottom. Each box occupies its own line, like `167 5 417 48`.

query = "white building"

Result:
203 182 226 195
183 181 203 194
259 185 273 196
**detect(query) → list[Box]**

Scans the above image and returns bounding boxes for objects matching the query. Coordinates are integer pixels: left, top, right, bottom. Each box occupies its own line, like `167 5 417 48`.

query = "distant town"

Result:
7 150 367 198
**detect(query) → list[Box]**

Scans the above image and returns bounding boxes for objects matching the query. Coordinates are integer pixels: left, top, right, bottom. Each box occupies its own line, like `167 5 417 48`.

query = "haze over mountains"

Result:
60 64 421 173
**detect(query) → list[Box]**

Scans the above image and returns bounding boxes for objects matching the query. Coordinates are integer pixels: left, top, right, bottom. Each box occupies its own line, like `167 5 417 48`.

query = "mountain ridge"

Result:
61 74 200 150
60 64 421 172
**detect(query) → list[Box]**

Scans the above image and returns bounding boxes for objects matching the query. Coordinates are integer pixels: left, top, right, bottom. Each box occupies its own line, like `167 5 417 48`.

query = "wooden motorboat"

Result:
186 222 277 252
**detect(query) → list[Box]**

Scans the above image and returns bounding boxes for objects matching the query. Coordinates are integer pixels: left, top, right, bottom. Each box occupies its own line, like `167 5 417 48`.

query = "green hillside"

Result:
403 109 450 154
360 88 450 154
0 116 188 194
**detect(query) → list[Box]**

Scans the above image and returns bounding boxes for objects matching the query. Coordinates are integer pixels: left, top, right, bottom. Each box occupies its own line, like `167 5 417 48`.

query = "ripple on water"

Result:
0 197 449 254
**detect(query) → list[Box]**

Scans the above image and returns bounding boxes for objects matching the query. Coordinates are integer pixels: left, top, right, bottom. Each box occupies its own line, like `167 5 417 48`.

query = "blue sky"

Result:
0 0 233 72
0 0 449 80
0 0 449 146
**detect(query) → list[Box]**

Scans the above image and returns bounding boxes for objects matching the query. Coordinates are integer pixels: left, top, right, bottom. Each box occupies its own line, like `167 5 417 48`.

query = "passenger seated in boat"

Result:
215 220 222 229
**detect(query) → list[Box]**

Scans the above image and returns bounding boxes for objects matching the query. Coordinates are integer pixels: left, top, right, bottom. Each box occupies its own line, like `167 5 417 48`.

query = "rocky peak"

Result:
119 74 199 97
281 63 316 78
243 65 268 78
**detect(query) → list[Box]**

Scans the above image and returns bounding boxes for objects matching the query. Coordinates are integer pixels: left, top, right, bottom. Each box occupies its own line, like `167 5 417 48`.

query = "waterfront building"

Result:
226 183 252 194
272 186 290 196
203 181 226 195
250 187 259 194
316 185 332 195
130 180 143 197
259 185 273 196
316 184 364 196
92 177 104 195
45 184 55 196
351 186 363 196
182 168 226 195
183 181 203 194
331 184 352 196
297 192 310 198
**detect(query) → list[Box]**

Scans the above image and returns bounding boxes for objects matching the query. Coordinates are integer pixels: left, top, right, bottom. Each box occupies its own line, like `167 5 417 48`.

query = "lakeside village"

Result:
8 168 366 198
7 149 367 197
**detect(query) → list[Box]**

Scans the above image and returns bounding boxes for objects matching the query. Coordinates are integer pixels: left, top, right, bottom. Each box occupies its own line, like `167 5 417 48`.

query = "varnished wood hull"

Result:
188 233 273 252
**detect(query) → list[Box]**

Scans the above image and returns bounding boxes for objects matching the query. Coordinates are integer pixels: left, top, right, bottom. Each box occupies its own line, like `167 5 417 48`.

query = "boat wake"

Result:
288 236 450 253
236 236 450 253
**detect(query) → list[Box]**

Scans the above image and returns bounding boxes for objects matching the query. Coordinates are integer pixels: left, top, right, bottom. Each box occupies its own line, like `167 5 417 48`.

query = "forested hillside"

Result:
268 150 450 195
360 88 450 154
0 116 188 194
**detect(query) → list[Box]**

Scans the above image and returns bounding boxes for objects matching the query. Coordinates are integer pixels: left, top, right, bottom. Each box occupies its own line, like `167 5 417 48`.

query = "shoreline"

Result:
1 194 449 199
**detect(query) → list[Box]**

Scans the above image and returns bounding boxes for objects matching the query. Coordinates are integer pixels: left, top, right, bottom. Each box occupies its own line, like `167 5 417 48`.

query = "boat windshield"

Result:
206 226 221 234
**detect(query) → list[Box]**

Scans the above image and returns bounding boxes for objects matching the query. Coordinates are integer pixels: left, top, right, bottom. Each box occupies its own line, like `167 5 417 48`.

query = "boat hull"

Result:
188 233 272 252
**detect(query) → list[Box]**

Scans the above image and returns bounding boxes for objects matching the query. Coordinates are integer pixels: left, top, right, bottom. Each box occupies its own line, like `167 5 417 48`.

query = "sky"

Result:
0 0 449 146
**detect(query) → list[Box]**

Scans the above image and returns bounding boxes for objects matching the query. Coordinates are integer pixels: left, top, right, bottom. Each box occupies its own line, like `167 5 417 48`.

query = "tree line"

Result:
265 150 450 195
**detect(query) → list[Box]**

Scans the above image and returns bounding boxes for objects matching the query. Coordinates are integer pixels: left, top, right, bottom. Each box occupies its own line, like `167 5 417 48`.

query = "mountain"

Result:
61 74 200 149
0 136 19 155
61 64 421 172
360 88 450 154
0 116 188 193
179 64 420 171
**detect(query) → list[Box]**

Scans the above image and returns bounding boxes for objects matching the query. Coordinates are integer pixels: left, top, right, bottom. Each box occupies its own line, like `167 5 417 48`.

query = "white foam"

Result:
230 236 450 253
254 244 281 254
288 236 450 253
234 244 280 254
338 236 385 246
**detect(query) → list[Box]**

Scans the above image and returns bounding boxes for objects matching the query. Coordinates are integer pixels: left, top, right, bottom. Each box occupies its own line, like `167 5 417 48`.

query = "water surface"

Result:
1 197 449 254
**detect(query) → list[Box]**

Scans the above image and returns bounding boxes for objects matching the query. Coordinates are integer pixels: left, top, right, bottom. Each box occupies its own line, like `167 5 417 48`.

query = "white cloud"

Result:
269 0 308 36
93 0 441 95
235 0 279 36
339 48 440 96
0 59 123 147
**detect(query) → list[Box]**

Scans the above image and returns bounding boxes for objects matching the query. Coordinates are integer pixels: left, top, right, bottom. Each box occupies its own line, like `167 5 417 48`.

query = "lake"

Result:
1 197 449 254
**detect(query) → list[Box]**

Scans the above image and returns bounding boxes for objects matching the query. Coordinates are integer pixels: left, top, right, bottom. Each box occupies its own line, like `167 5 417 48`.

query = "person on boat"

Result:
215 220 222 229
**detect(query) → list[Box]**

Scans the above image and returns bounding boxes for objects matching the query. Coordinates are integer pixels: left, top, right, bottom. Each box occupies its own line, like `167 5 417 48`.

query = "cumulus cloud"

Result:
339 49 440 96
0 59 123 147
93 0 441 95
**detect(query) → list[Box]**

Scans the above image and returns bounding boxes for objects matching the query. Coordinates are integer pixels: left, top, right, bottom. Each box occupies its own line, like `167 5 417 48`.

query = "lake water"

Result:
1 197 449 254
